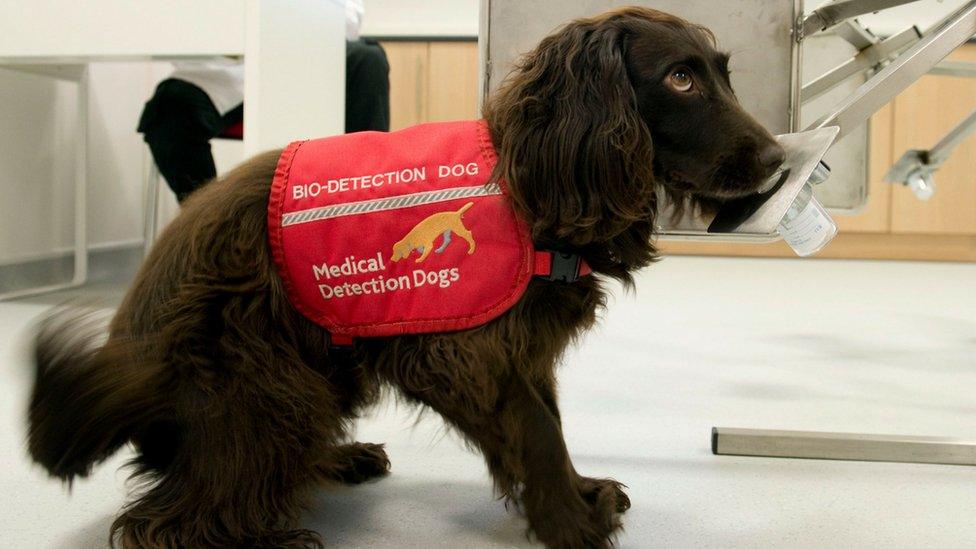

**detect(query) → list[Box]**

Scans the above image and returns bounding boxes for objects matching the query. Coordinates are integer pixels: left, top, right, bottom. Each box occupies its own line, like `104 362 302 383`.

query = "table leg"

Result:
0 64 88 300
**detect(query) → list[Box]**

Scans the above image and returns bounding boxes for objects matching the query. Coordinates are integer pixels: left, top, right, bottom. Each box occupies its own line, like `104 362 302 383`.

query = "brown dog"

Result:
27 7 783 548
391 202 476 263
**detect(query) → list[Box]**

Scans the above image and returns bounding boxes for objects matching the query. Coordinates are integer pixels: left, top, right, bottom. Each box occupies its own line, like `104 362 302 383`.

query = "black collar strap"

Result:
533 251 593 283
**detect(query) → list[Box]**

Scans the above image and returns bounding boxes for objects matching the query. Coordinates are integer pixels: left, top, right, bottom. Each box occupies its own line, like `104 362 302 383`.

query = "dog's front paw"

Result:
532 504 622 549
528 482 626 549
571 476 627 548
578 476 630 514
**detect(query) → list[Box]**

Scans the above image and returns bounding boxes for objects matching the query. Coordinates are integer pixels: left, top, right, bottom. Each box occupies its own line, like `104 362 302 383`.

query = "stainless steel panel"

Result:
482 0 802 135
801 33 871 211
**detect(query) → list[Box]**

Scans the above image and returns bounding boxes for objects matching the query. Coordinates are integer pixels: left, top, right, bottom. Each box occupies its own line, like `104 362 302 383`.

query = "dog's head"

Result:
486 7 784 276
624 12 784 203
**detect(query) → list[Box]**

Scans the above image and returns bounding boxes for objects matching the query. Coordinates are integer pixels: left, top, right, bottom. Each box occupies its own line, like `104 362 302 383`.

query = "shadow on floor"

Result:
304 476 535 548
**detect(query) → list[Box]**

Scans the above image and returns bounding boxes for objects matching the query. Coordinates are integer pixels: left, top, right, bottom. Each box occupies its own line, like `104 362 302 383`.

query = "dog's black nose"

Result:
759 143 786 171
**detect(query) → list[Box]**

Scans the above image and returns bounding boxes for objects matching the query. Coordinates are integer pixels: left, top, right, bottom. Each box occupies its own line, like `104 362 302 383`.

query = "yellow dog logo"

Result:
392 202 476 264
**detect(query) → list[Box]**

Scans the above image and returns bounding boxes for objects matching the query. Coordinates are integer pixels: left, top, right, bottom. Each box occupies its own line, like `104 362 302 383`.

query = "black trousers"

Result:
138 39 390 203
345 39 391 135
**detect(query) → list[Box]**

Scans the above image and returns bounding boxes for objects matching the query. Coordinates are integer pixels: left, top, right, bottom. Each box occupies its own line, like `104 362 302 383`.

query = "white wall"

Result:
360 0 479 36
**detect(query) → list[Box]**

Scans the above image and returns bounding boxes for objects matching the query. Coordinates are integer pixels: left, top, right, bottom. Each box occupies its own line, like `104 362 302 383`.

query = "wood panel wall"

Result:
381 40 480 130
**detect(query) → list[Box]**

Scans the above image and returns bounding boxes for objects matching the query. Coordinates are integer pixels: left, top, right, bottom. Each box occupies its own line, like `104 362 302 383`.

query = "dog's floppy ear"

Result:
486 11 656 252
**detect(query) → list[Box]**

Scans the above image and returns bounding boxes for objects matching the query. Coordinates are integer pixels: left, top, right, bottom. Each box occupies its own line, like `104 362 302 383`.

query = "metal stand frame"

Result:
713 0 976 467
0 63 88 301
807 0 976 138
802 26 920 103
800 0 922 39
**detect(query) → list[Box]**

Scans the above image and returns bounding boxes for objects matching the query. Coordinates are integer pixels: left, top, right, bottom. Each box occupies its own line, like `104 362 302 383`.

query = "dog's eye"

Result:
667 69 695 93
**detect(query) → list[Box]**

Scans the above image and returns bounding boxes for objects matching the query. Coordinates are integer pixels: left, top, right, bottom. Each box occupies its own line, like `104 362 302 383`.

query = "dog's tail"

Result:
27 307 168 483
457 202 474 217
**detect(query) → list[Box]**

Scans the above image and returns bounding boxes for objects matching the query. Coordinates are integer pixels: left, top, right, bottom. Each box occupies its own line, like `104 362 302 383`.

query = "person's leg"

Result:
137 79 228 202
345 39 391 133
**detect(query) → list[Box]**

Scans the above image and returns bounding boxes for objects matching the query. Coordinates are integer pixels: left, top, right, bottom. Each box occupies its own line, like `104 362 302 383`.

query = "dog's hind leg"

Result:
112 382 334 548
111 296 349 548
112 353 349 549
113 428 328 549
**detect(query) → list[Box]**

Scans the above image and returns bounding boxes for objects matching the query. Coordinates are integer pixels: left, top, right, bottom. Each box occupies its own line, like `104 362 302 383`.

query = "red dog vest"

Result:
269 120 589 343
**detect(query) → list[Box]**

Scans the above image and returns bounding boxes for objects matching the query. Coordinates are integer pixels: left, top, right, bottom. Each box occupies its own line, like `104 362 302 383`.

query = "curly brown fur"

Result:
27 7 782 549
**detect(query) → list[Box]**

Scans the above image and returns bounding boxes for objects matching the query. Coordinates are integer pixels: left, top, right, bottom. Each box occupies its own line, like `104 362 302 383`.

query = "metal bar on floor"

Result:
712 428 976 466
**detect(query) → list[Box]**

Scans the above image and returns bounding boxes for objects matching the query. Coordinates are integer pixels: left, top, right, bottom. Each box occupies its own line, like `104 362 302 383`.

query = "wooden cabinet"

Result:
427 42 481 122
382 41 430 129
379 39 976 261
381 40 480 130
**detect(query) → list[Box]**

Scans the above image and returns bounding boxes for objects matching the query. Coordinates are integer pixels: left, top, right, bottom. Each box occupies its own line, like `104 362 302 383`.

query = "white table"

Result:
0 0 346 299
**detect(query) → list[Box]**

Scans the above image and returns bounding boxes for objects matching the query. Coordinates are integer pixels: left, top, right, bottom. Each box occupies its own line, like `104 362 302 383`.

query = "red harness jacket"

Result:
268 120 588 344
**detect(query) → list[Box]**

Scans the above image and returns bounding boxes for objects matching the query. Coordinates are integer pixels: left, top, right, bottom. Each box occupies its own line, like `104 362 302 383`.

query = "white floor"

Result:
2 256 976 548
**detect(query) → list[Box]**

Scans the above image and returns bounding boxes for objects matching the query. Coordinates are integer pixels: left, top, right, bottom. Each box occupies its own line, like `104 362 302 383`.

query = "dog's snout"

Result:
758 143 786 171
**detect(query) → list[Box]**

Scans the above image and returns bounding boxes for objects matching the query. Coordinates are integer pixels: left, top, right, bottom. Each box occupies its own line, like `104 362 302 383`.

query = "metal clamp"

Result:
885 107 976 200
